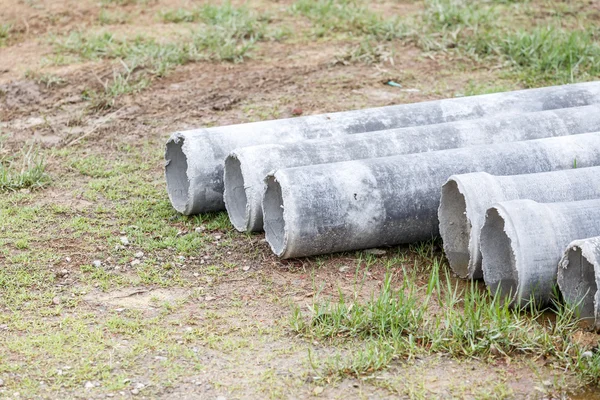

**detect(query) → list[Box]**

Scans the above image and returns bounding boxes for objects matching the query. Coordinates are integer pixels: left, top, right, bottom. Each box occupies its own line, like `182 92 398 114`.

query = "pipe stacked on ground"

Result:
558 237 600 328
165 82 600 215
225 105 600 232
480 199 600 306
439 167 600 280
262 132 600 259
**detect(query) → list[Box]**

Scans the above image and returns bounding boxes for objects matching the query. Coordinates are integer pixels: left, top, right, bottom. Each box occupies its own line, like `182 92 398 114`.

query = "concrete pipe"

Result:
558 237 600 328
165 81 600 215
439 167 600 280
262 132 600 259
480 199 600 306
225 105 600 232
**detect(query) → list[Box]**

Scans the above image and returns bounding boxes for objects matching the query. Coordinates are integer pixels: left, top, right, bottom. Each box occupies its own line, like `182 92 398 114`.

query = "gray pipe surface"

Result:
262 132 600 259
558 237 600 328
165 81 600 215
480 199 600 306
439 167 600 280
225 105 600 232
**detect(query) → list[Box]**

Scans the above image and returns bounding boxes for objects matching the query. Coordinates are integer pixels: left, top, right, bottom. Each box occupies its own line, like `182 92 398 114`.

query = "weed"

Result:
0 143 50 192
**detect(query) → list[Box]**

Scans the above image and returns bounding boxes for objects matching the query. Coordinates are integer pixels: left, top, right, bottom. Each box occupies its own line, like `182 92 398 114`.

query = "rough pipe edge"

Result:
558 237 600 329
438 177 477 279
165 132 193 215
262 172 290 258
480 205 522 305
223 152 251 232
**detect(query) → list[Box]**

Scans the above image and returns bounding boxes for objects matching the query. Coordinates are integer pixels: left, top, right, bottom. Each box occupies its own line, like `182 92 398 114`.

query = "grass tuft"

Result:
292 258 598 383
0 23 11 47
0 143 50 192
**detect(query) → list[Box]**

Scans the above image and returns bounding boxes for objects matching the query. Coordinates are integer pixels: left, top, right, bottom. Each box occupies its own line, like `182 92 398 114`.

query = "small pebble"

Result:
242 266 251 271
178 256 185 261
338 266 349 273
134 251 144 258
130 259 141 267
0 378 4 386
115 244 125 251
52 297 60 305
582 351 594 359
131 388 139 395
92 260 102 268
65 257 71 262
120 236 129 246
195 226 205 233
84 381 94 389
214 235 222 240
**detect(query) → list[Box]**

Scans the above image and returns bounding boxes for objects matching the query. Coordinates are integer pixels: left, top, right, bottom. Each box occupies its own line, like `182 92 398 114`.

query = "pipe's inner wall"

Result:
439 180 472 278
224 156 249 231
165 138 190 213
263 176 286 256
482 208 519 302
561 247 597 321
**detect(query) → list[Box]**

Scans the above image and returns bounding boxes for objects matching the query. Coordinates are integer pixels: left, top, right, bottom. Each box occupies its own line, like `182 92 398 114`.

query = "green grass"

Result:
292 258 598 386
499 27 600 85
290 0 408 40
414 0 600 86
51 3 271 109
0 144 50 192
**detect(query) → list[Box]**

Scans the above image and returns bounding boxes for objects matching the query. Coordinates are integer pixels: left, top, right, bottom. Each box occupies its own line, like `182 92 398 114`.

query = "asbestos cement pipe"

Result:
165 81 600 215
558 237 600 328
480 199 600 306
225 105 600 232
439 167 600 280
262 132 600 259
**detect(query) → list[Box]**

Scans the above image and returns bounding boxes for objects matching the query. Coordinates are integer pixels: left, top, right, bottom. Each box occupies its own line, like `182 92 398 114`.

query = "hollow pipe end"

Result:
165 132 195 215
558 239 600 327
480 205 522 306
263 172 290 258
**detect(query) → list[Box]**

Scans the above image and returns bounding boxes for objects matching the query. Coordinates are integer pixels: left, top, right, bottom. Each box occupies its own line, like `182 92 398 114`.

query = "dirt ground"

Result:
2 0 600 399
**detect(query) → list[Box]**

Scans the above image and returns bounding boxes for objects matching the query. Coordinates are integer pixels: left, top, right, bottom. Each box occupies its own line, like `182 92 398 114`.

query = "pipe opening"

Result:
560 247 597 323
224 156 249 232
439 180 472 278
263 175 286 256
165 137 190 213
481 208 519 302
